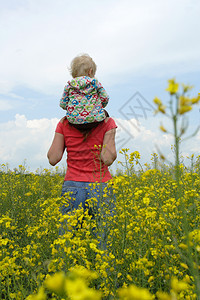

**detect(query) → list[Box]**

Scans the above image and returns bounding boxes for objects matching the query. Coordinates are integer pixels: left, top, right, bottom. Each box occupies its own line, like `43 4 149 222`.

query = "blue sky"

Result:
0 0 200 171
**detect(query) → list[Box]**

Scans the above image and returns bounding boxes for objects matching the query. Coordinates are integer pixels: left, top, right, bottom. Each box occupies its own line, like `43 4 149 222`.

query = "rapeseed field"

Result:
0 80 200 299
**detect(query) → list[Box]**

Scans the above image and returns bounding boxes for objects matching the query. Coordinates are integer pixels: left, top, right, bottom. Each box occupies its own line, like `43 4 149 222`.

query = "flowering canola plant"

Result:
1 154 200 299
1 80 200 299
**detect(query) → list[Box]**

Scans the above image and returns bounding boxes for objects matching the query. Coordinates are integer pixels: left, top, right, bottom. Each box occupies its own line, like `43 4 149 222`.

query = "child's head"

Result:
70 54 97 78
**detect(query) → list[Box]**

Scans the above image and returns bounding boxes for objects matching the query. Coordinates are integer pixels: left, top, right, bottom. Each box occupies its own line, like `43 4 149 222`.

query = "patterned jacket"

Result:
60 76 109 124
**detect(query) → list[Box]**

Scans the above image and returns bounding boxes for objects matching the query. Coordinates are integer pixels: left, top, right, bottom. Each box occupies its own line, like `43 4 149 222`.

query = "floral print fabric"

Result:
60 76 109 124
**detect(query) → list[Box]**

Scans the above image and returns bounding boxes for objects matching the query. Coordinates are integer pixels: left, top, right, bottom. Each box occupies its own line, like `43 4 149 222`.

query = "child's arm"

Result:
60 84 70 110
96 81 109 108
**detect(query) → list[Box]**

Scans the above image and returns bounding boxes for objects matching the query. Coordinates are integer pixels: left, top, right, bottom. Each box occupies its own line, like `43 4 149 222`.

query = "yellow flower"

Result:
118 272 122 278
160 125 167 133
9 293 17 299
191 95 200 104
171 277 188 293
158 104 166 114
26 287 46 300
69 265 98 281
143 197 150 205
89 242 98 251
44 272 66 295
153 97 162 106
179 243 187 250
156 291 172 300
166 78 179 94
178 93 199 114
129 151 141 163
127 274 133 281
160 154 165 160
119 148 130 154
179 95 191 106
183 274 191 283
25 192 32 196
181 83 193 93
148 276 154 283
65 278 101 300
180 262 188 269
179 105 192 115
118 284 154 300
153 97 166 113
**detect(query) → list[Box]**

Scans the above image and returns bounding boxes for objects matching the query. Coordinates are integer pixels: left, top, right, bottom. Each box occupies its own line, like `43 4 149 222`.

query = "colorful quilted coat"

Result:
60 76 109 124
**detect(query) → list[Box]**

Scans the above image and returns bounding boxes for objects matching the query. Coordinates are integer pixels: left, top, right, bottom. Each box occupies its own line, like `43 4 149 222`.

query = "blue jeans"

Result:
59 181 115 248
60 180 108 215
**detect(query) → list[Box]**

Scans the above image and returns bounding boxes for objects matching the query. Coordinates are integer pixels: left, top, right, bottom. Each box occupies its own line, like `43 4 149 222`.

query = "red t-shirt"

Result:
55 117 117 182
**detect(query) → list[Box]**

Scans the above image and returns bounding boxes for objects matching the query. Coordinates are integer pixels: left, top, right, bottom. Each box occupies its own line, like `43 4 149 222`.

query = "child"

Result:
60 54 109 129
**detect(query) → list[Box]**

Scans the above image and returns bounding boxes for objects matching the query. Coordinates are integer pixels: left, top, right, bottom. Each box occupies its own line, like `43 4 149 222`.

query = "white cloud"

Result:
0 0 200 94
113 114 200 170
0 114 61 171
1 114 199 172
184 130 200 154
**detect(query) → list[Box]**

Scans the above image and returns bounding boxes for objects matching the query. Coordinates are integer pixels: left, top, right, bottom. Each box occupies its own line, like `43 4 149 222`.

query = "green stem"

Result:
173 114 180 188
125 154 130 177
172 93 200 297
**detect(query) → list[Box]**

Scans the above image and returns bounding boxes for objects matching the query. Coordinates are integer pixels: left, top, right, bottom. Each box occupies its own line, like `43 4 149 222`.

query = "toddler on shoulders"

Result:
60 54 109 129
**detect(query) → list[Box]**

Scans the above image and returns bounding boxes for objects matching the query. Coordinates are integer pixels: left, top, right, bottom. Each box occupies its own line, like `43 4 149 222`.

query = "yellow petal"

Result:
179 105 192 115
166 78 179 94
179 95 191 106
158 105 166 114
191 96 200 104
153 97 162 106
171 277 188 293
160 125 167 132
44 272 66 294
181 83 193 93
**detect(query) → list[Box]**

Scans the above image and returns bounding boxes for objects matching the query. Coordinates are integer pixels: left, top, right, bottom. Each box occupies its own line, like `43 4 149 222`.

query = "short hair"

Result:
70 54 97 78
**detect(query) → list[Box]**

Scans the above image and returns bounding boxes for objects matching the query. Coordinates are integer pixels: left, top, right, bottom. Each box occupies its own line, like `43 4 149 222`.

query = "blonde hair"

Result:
70 54 97 78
